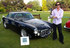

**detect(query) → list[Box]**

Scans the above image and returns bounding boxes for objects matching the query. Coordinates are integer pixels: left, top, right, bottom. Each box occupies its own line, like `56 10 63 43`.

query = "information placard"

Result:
20 36 29 46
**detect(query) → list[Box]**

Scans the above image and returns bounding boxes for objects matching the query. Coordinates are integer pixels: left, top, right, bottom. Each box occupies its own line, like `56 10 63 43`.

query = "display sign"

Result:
20 36 30 46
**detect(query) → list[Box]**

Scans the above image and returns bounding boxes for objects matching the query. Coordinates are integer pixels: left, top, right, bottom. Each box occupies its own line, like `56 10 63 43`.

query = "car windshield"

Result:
22 13 34 19
14 13 34 21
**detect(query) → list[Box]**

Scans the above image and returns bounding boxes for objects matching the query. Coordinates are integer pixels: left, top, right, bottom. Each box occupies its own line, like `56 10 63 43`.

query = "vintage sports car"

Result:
64 19 70 29
2 12 52 38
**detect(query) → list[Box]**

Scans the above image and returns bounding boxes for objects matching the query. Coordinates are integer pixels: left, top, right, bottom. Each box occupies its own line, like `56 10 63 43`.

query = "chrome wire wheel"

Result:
21 29 27 37
3 22 7 28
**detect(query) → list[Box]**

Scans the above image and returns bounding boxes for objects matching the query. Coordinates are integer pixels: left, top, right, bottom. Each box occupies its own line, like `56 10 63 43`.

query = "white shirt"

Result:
51 8 64 25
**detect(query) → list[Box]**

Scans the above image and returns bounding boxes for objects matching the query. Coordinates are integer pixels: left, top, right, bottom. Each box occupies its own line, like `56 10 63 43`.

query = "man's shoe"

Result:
59 41 64 44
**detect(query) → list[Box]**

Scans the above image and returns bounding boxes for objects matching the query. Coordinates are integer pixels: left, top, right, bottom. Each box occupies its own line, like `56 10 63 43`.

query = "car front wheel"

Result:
21 29 27 37
20 29 32 38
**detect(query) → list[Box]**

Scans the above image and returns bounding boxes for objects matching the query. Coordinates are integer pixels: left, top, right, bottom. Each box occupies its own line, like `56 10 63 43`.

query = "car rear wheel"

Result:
3 22 8 29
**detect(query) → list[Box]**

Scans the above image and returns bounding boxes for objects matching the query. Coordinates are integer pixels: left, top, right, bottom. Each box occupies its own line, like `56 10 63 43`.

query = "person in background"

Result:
50 2 64 44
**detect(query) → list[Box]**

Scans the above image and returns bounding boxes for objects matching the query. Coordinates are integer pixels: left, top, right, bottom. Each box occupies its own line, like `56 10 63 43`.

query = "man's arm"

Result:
50 10 54 18
50 10 57 19
56 10 64 19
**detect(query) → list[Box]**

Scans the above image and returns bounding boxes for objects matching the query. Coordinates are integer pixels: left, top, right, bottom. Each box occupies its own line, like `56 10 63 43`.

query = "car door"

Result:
8 13 24 27
6 13 16 26
13 13 23 27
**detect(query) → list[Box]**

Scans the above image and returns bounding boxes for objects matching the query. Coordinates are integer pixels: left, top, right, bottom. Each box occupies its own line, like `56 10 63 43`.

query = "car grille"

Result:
40 29 51 37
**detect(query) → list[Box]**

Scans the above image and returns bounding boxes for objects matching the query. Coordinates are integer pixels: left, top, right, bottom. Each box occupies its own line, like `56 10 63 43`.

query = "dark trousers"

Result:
53 24 64 42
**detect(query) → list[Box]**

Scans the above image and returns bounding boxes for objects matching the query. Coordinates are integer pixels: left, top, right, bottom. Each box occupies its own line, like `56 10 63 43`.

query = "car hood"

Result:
24 19 50 30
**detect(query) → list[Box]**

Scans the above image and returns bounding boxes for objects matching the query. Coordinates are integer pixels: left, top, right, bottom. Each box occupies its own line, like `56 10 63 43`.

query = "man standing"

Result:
51 2 64 44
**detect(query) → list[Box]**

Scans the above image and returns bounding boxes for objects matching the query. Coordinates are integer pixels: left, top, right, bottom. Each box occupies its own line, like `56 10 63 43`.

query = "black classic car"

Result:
2 12 53 38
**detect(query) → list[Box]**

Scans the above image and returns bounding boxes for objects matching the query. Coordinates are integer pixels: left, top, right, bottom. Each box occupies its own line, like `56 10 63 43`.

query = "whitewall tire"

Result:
3 22 8 28
21 29 27 37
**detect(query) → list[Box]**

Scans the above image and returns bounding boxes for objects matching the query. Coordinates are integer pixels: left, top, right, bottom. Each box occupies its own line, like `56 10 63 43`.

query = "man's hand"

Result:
52 16 57 19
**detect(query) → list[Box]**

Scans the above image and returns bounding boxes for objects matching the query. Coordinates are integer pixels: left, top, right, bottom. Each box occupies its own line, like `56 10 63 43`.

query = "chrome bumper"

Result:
64 25 70 29
40 29 51 37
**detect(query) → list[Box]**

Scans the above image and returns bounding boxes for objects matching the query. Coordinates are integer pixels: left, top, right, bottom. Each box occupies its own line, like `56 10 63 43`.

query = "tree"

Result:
0 7 6 13
47 1 55 9
26 4 33 8
56 0 70 10
42 0 48 11
27 0 42 11
61 0 70 8
0 0 26 12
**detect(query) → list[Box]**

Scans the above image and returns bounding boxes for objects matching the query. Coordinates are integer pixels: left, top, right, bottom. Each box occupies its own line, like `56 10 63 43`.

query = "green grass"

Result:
0 11 70 48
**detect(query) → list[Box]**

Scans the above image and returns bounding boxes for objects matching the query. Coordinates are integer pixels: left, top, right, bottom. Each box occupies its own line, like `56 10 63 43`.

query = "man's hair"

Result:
55 2 61 6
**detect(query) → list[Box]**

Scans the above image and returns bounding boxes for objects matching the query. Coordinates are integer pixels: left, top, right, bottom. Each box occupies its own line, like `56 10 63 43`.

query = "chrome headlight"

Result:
34 28 38 34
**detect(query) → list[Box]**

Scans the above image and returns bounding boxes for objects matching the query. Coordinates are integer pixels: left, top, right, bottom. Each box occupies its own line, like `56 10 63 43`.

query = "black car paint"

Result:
3 12 52 38
3 17 35 36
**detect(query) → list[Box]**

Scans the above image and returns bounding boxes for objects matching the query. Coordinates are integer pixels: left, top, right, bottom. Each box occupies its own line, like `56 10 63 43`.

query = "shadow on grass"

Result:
7 25 21 36
63 28 70 32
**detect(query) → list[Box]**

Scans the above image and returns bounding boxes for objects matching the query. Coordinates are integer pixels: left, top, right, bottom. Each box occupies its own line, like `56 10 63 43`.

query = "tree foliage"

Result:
45 0 70 11
56 0 70 10
0 7 6 13
27 0 42 11
42 0 48 11
0 0 26 12
46 1 56 10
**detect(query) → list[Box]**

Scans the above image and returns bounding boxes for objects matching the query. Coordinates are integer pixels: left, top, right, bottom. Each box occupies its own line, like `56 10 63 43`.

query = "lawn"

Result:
0 11 70 48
